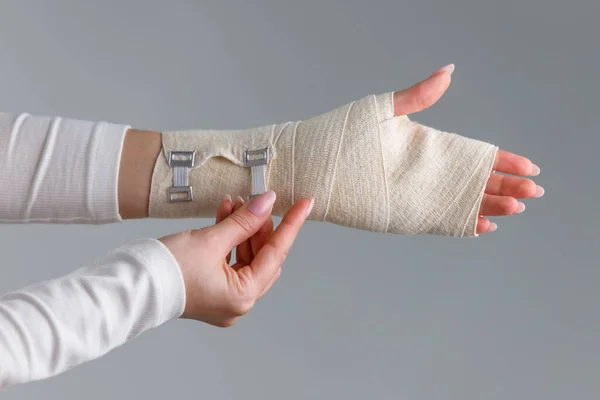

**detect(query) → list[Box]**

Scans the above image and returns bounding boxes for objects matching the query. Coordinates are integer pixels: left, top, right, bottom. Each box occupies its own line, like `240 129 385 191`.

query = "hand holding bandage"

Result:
149 65 543 237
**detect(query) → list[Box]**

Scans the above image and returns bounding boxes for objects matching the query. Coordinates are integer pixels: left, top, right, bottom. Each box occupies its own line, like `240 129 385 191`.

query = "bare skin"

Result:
118 65 543 234
160 191 312 326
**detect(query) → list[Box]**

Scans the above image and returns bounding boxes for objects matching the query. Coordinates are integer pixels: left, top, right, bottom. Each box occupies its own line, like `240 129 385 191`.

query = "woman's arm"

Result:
0 112 165 222
0 239 186 388
0 192 310 390
0 112 130 223
0 68 542 230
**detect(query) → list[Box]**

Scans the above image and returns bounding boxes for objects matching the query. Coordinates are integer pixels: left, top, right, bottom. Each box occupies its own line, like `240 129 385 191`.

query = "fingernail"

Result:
534 185 545 198
223 194 232 203
433 63 455 76
247 190 276 217
531 164 541 176
489 222 498 232
235 196 245 208
305 198 315 218
516 202 526 213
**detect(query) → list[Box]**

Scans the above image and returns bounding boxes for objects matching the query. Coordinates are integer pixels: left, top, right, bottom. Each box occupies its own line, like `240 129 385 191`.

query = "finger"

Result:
479 194 526 216
476 216 497 234
209 190 277 253
485 174 545 199
493 149 540 176
233 196 253 265
393 64 454 116
251 216 274 257
216 194 234 264
249 198 313 292
216 194 233 224
258 266 282 299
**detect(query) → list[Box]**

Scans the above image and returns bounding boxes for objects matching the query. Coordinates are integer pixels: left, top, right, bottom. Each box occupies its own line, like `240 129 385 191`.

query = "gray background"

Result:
0 0 598 399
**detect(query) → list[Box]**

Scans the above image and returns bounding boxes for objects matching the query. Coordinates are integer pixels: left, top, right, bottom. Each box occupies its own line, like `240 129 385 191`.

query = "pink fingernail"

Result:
223 194 232 203
234 196 245 208
433 63 455 76
534 185 545 198
531 164 541 176
516 202 526 213
489 222 498 232
247 191 276 217
305 198 315 217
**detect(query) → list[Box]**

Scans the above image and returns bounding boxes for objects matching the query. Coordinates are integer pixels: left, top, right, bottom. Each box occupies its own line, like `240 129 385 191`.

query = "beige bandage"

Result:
149 92 497 237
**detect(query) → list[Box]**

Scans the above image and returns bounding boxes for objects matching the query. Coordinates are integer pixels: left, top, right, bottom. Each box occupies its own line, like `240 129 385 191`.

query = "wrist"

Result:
118 129 162 219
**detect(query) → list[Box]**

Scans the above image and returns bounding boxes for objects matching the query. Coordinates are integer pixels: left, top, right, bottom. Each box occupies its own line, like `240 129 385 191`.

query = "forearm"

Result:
0 112 129 223
0 239 185 389
118 129 162 219
0 111 164 222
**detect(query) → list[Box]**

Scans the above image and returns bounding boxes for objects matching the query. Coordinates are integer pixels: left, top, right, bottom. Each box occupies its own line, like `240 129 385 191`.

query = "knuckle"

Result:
277 249 289 267
518 159 533 176
228 298 255 317
518 179 537 198
228 213 255 236
413 87 430 110
500 197 519 214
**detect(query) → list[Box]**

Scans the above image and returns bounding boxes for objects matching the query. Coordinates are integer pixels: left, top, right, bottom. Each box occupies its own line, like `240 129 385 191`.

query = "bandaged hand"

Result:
160 191 312 327
149 65 543 237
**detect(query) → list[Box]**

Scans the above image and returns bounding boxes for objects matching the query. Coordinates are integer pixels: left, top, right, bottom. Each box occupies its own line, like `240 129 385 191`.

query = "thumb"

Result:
393 64 454 116
209 190 276 252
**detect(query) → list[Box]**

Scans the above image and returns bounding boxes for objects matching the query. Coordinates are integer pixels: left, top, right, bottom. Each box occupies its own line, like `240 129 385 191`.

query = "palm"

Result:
393 66 543 234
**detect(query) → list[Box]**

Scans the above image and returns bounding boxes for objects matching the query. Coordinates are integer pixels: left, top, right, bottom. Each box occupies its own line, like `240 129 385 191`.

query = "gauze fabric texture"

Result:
149 92 498 237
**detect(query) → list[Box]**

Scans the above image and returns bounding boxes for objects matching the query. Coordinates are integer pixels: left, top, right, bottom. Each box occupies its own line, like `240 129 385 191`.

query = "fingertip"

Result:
393 67 452 116
431 63 455 76
234 195 245 211
534 185 545 198
305 198 315 218
216 194 234 223
476 216 490 234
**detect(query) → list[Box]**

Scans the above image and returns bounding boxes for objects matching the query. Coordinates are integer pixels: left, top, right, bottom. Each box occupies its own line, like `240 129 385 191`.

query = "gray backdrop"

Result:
0 0 598 399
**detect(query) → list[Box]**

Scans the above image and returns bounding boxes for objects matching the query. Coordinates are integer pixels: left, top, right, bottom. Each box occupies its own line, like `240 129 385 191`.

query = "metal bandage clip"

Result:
168 151 195 202
245 148 270 200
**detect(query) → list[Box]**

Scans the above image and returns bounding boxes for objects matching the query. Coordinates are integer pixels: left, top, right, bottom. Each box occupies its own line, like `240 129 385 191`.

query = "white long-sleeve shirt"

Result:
0 113 186 389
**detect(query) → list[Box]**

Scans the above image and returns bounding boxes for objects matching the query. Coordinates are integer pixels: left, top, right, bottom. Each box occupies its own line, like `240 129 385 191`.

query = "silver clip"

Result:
245 148 270 200
168 151 195 202
168 186 193 202
168 151 195 167
244 148 270 167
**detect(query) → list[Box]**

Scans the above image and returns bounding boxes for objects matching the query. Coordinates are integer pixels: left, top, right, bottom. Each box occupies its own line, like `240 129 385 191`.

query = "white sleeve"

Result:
0 112 129 223
0 238 186 389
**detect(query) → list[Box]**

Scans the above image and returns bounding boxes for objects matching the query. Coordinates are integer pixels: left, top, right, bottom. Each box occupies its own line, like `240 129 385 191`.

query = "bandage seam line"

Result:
373 94 390 233
323 101 355 222
290 121 299 205
436 144 492 237
462 145 499 237
273 121 292 145
266 122 292 197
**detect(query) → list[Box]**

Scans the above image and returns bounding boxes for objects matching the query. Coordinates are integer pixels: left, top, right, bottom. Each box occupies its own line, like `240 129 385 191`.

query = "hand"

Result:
159 191 313 327
393 64 544 234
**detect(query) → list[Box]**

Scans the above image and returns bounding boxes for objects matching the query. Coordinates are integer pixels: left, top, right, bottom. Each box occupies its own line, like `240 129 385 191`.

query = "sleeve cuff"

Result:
89 121 130 223
120 238 187 324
